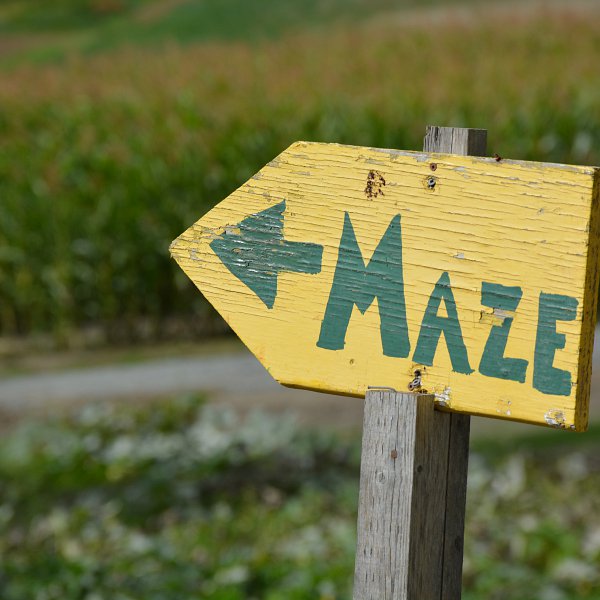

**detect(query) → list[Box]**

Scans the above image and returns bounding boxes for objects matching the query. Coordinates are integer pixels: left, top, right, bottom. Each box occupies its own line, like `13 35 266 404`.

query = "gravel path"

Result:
0 350 365 430
0 353 275 410
1 332 599 435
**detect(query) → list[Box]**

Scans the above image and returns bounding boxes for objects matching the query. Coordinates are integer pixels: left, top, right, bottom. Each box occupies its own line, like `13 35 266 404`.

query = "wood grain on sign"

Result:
170 141 600 430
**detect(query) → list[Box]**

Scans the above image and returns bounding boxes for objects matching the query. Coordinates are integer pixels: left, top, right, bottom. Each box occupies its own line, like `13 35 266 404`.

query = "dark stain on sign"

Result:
365 170 386 199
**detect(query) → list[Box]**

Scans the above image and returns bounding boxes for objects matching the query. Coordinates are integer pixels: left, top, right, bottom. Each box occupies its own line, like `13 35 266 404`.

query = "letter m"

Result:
317 213 410 358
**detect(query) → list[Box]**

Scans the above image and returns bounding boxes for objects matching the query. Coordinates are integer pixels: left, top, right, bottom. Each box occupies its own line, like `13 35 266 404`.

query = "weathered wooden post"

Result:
354 127 487 600
353 126 486 600
170 124 600 599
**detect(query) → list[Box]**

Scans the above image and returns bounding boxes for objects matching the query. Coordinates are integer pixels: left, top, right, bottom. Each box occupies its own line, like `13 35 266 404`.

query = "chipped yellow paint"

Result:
170 141 600 430
479 308 515 327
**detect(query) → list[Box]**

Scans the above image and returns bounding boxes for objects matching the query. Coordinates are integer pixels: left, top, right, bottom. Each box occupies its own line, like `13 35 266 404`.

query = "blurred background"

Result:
1 0 600 598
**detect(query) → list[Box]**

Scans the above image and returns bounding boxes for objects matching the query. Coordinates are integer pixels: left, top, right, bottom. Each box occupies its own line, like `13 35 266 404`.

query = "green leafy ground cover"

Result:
1 395 599 599
1 5 599 343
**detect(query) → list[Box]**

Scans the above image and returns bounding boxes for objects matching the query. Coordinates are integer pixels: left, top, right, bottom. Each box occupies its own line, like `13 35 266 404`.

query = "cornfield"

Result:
1 3 599 343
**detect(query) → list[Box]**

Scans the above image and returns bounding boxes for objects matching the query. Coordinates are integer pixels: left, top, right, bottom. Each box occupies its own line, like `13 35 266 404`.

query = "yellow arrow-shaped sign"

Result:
171 142 600 430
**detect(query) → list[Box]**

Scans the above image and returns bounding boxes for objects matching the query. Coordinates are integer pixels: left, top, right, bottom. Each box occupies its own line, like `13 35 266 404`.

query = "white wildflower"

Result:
557 453 588 482
539 585 567 600
214 565 249 585
491 455 525 499
127 532 154 554
103 435 136 462
582 527 600 559
553 558 597 584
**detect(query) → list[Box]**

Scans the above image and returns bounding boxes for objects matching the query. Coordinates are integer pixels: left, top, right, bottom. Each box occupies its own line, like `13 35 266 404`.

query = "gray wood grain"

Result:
441 413 471 599
424 125 487 156
353 127 486 599
353 391 449 599
352 393 472 600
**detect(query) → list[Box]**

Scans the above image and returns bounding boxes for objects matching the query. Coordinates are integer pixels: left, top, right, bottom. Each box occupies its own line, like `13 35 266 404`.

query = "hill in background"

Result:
1 0 492 64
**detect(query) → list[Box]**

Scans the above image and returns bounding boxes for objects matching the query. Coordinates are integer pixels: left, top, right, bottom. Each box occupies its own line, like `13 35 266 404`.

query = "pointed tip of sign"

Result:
169 236 186 263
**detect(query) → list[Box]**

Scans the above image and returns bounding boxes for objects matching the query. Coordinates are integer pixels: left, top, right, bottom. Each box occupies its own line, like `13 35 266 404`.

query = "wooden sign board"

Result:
171 142 600 430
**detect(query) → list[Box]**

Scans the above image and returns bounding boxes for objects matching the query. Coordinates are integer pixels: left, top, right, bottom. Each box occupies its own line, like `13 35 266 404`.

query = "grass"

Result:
472 422 600 457
1 394 599 599
0 2 599 344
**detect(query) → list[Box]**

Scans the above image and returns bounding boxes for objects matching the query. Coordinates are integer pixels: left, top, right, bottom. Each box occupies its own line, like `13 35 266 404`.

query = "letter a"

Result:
413 272 473 374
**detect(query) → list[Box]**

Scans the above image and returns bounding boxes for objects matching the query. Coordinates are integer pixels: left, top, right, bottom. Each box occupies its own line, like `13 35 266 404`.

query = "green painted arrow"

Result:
210 200 323 309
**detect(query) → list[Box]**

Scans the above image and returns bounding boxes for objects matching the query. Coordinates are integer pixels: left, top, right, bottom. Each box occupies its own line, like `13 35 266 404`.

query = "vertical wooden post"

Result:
352 127 487 600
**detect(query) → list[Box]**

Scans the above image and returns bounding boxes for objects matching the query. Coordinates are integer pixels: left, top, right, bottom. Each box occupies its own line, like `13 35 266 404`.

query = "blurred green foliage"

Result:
0 3 599 343
0 0 486 57
0 395 599 598
0 0 144 32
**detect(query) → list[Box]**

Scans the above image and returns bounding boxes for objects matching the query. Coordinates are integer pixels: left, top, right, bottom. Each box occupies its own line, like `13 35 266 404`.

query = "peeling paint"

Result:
493 307 513 320
496 398 512 417
196 227 219 242
223 225 241 236
435 386 451 407
454 252 465 260
544 409 567 428
371 147 429 162
197 224 241 242
479 308 515 326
